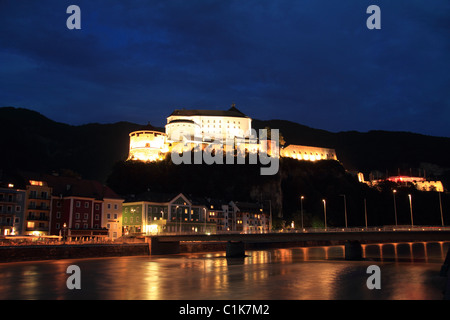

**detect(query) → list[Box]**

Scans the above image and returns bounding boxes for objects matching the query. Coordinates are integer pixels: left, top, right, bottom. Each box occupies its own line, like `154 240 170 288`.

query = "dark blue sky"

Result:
1 0 449 137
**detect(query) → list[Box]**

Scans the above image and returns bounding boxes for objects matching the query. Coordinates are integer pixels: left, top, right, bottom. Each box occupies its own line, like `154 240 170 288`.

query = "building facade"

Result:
122 192 269 235
127 105 338 165
0 184 25 235
102 197 124 240
165 105 253 144
360 174 445 193
122 193 216 235
23 180 52 236
127 126 169 162
281 144 338 161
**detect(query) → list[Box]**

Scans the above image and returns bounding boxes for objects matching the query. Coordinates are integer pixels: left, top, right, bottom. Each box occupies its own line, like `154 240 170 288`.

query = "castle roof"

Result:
169 106 249 118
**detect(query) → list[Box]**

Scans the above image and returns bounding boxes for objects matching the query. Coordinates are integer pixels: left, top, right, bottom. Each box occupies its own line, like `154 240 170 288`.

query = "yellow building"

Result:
281 144 337 161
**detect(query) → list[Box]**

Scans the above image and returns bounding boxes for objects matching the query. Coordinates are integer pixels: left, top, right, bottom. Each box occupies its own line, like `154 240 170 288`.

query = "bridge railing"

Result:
143 225 450 237
275 225 450 233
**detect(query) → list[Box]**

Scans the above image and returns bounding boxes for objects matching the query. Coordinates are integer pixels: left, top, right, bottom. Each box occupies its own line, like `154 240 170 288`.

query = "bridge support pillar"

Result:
345 240 362 260
226 241 245 258
145 237 180 255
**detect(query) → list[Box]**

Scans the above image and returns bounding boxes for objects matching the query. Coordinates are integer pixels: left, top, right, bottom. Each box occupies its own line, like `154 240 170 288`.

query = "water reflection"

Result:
361 241 449 263
0 241 448 300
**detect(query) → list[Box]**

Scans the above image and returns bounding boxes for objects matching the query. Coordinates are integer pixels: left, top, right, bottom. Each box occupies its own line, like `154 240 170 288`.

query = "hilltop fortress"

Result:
127 105 338 164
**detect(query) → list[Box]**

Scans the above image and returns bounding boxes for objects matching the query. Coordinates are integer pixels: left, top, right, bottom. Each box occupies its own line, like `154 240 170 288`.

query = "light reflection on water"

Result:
0 241 448 300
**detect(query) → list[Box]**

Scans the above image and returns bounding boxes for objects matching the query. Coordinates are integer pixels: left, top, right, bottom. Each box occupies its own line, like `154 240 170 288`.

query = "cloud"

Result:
0 0 449 136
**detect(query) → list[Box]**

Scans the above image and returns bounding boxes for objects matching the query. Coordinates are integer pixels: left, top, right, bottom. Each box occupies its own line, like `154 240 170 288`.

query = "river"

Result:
0 241 449 300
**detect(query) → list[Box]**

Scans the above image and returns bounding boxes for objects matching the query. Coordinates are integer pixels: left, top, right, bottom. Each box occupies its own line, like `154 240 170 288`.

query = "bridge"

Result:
144 227 450 260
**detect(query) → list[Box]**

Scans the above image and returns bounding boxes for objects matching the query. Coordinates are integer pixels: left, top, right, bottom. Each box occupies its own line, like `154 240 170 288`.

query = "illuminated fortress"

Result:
127 105 338 163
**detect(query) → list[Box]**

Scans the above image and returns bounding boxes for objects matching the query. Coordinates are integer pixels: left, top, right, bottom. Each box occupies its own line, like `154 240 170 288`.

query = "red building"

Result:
41 174 122 241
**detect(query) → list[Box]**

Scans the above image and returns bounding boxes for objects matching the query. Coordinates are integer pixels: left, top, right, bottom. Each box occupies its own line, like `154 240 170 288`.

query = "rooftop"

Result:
169 106 249 119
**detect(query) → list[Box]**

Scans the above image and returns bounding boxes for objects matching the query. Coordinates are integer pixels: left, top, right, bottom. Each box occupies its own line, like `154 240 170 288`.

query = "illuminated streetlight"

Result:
393 190 398 226
300 196 304 230
204 208 207 233
322 199 327 231
339 194 348 228
408 194 414 227
364 198 368 229
63 223 67 244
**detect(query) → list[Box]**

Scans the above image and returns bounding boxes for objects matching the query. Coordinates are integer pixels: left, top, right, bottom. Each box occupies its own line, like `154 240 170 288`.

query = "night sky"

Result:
1 1 449 137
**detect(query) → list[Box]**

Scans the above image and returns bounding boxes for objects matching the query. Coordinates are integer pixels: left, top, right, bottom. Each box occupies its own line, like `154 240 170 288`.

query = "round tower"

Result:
128 125 168 162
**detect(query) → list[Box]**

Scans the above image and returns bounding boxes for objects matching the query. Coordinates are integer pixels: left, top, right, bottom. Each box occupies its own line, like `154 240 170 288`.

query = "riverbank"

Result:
0 239 346 263
0 243 150 263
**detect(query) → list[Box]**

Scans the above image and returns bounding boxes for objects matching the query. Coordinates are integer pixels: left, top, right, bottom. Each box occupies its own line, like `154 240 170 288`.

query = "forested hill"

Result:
1 107 450 188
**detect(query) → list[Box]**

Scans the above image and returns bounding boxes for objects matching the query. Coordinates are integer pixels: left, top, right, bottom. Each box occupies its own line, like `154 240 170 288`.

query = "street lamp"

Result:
204 208 207 233
339 194 348 228
364 198 368 229
439 192 444 227
300 196 304 230
175 205 179 233
393 189 398 226
63 223 67 244
408 194 414 227
322 199 327 231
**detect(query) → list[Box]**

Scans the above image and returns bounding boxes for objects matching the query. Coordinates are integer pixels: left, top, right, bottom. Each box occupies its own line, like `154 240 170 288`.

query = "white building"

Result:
102 197 124 240
165 105 253 144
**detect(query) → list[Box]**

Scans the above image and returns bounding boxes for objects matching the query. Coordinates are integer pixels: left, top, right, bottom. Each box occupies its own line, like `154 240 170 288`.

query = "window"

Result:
107 213 111 219
57 201 61 208
84 213 89 219
56 212 61 219
75 213 80 219
83 223 88 229
113 213 118 219
76 201 81 208
107 204 111 209
124 217 127 223
75 223 80 229
114 204 118 210
95 214 99 220
84 202 89 208
56 223 60 229
95 204 100 210
16 206 21 212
